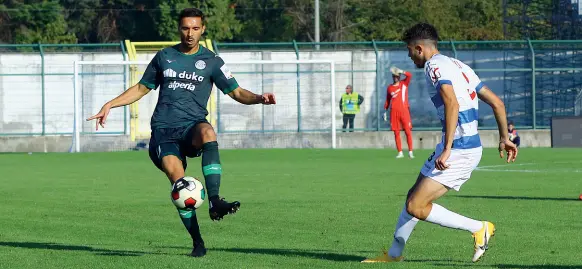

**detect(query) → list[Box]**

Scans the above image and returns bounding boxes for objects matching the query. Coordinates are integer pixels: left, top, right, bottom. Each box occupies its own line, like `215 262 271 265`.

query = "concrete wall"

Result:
0 129 550 153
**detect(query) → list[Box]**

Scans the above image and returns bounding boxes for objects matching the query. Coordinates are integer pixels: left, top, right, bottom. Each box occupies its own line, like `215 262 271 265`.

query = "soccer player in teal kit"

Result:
87 8 276 257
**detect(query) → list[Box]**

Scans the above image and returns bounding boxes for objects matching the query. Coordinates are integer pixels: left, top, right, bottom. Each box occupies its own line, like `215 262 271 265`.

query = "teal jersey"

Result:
139 45 239 128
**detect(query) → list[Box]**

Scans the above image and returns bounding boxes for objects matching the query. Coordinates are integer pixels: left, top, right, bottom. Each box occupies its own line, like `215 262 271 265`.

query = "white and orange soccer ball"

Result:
171 176 206 210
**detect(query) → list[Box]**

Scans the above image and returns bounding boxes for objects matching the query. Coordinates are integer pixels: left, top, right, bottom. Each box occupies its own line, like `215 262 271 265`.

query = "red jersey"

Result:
384 71 412 111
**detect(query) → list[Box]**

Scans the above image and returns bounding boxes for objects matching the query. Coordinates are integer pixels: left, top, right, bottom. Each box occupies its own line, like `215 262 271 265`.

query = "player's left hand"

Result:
499 139 518 163
261 93 276 105
435 148 451 170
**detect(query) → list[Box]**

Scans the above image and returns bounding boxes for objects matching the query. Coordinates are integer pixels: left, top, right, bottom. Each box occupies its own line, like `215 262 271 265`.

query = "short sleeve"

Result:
425 60 454 91
458 61 484 93
212 56 239 94
139 52 162 90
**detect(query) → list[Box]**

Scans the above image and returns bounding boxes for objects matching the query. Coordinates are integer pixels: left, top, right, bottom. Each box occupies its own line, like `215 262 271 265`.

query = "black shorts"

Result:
148 119 209 172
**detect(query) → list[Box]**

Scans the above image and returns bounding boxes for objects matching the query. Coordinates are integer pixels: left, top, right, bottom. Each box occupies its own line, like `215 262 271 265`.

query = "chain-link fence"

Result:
1 40 581 138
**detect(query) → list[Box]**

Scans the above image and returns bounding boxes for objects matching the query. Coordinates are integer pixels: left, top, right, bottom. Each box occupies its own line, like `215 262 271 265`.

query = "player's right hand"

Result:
86 103 112 130
435 148 451 170
499 139 518 163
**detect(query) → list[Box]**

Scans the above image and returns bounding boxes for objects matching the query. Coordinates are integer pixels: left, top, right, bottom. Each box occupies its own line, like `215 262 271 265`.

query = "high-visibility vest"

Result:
341 93 360 114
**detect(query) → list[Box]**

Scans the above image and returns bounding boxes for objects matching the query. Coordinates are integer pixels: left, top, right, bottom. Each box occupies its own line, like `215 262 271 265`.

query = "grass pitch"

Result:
0 148 581 269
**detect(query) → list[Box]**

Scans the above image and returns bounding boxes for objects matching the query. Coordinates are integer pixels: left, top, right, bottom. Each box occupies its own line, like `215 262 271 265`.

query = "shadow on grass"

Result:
210 247 366 262
0 241 156 256
404 258 470 263
431 262 582 269
0 241 367 261
447 195 580 202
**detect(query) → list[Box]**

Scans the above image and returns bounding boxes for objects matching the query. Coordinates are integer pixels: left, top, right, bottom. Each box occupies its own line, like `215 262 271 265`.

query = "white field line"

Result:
476 168 582 173
476 160 582 173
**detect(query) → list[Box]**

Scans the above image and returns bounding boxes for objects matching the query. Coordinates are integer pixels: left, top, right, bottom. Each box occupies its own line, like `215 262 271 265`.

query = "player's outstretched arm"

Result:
86 83 151 130
477 86 517 162
227 87 276 105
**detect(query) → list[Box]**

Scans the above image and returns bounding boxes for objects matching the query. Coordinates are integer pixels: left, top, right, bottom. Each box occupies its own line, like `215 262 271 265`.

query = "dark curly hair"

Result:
402 23 439 45
179 8 205 26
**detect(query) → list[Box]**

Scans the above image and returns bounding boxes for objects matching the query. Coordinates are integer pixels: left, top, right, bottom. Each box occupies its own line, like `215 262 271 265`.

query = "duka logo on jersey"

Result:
178 71 204 82
164 69 205 92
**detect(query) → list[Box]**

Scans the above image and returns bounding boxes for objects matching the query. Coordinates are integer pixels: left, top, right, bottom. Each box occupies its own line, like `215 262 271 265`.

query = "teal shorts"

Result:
148 120 208 172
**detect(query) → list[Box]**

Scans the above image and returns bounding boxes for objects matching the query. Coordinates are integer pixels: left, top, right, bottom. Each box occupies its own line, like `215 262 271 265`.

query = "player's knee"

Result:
406 199 430 219
199 125 216 143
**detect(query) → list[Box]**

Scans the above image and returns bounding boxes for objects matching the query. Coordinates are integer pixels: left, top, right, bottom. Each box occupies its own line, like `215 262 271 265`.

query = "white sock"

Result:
388 206 419 257
425 203 483 233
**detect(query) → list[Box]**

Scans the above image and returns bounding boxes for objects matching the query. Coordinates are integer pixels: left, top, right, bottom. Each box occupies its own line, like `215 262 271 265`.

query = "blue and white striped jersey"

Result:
424 54 484 149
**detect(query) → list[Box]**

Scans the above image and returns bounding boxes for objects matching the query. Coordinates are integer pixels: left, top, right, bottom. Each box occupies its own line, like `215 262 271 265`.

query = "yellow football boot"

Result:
361 250 404 263
472 221 496 262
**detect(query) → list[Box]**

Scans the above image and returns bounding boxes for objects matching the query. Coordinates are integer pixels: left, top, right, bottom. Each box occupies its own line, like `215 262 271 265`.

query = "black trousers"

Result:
342 114 355 132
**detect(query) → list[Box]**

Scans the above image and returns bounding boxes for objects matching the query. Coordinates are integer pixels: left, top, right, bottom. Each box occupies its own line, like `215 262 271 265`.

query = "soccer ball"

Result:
171 176 206 210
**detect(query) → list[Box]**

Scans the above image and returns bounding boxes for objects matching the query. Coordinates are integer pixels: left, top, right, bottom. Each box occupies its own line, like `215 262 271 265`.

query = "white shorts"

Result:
420 143 483 191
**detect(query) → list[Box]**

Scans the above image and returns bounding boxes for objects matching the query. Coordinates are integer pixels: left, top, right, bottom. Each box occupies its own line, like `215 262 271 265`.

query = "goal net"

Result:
72 60 336 152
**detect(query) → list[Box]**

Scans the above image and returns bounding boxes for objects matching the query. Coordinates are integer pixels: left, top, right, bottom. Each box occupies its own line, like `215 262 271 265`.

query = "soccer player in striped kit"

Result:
363 23 518 263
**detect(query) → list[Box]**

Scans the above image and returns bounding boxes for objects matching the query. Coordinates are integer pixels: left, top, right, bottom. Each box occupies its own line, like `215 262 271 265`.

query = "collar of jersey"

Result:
173 44 204 57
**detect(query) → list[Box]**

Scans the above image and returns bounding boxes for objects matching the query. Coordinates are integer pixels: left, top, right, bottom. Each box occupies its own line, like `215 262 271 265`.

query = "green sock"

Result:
177 208 204 245
201 141 221 199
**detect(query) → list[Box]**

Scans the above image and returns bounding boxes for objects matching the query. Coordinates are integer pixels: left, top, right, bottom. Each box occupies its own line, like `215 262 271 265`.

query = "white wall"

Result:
0 50 380 135
0 52 127 134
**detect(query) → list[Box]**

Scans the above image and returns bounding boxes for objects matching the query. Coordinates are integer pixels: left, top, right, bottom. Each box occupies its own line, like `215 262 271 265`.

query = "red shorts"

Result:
390 110 412 131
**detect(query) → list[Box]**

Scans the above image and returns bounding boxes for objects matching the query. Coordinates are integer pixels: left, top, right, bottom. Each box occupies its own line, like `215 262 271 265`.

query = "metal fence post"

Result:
120 40 129 135
527 39 536 129
372 40 380 131
261 50 265 133
293 40 301 132
214 41 221 133
450 40 457 58
39 43 46 135
350 49 354 87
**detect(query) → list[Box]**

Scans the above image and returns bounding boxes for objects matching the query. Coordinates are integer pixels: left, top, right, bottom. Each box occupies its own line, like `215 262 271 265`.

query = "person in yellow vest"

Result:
339 85 364 132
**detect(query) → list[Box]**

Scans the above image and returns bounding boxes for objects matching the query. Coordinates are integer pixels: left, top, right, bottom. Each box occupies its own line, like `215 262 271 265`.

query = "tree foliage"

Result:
0 0 77 44
0 0 563 44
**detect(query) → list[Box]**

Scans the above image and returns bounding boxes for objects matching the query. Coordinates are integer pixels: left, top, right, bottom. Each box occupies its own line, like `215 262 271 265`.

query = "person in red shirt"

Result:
384 66 414 159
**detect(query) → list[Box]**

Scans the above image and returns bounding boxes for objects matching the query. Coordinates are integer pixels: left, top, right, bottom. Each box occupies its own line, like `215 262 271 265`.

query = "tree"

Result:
155 0 241 41
60 0 99 43
0 0 77 44
281 0 358 42
348 0 503 41
231 0 295 42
